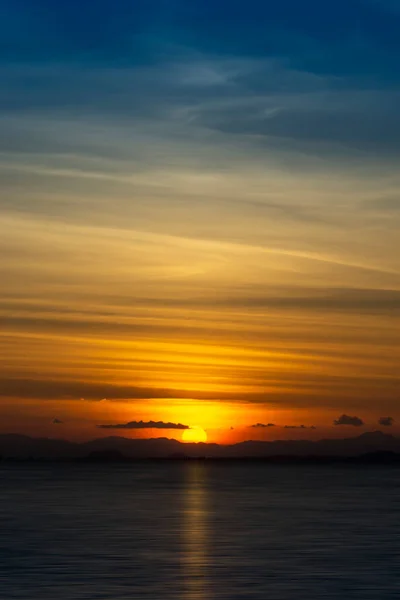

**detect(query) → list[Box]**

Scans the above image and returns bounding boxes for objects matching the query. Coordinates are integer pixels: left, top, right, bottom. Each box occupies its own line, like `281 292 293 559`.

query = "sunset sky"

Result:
1 0 399 443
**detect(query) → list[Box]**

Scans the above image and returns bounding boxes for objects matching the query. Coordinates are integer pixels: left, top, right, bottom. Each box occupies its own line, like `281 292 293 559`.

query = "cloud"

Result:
0 374 398 411
3 288 400 333
250 423 316 429
199 288 400 315
363 196 400 213
334 414 364 427
378 416 395 427
97 420 189 430
284 425 316 429
207 91 400 157
52 418 64 424
0 377 240 401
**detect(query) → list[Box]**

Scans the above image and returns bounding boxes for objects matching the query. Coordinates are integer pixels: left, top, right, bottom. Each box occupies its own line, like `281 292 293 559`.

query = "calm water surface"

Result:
0 462 399 599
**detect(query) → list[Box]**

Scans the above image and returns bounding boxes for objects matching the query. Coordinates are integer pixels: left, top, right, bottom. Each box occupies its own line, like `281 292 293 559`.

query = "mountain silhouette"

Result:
0 431 399 460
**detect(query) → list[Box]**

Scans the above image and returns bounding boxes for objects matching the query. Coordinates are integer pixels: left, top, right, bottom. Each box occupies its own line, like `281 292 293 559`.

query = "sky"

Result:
1 0 399 443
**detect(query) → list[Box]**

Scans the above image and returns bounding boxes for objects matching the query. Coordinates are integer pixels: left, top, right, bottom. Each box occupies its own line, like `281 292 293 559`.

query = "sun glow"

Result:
182 426 208 443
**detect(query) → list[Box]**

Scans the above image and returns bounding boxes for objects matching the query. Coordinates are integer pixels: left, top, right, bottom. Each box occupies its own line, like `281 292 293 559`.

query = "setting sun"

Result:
181 427 208 443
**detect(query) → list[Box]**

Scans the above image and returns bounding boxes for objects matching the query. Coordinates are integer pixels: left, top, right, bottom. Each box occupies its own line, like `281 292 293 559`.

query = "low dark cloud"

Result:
334 414 364 427
97 420 189 430
52 418 64 424
284 425 316 429
378 416 395 427
250 423 276 428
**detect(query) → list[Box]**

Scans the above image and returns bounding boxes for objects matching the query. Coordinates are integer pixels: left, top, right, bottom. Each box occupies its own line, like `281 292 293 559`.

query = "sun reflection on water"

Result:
181 463 210 600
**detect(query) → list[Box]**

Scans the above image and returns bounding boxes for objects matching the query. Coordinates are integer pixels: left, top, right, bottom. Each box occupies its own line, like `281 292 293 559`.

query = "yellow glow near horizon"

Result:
182 426 208 443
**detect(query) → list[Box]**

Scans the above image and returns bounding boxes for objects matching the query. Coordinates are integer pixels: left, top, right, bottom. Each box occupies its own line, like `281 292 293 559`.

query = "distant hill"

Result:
0 431 399 460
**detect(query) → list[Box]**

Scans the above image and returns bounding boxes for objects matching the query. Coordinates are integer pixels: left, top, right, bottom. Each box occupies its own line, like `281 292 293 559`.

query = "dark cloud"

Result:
334 414 364 427
1 376 398 411
250 423 316 429
97 420 189 430
378 416 395 427
52 418 64 424
207 288 400 315
284 425 316 429
205 93 400 156
0 377 224 401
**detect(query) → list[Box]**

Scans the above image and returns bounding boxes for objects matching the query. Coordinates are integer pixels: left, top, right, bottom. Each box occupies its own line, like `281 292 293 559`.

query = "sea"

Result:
0 461 399 599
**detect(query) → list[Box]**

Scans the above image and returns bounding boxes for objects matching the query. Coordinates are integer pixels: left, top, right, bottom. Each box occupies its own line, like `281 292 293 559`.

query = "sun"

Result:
181 426 208 443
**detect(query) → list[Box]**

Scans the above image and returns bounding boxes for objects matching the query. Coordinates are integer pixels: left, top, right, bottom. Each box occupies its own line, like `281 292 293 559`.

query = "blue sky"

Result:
2 0 400 75
2 0 400 164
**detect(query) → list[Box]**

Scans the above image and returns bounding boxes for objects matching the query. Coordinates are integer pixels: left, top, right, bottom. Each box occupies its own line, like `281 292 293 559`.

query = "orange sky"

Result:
1 196 399 442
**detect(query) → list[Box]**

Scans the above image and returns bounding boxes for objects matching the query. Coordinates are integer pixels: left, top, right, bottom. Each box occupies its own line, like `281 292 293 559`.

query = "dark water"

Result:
1 462 400 599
